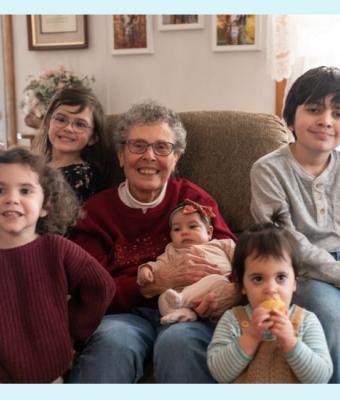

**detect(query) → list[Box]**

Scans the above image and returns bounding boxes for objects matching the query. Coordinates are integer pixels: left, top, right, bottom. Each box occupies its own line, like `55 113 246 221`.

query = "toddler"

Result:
0 147 115 383
207 212 333 383
137 199 237 324
33 87 115 203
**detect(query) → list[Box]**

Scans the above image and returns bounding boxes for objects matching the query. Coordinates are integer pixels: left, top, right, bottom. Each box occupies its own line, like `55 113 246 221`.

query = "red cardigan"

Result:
71 177 236 313
0 235 115 383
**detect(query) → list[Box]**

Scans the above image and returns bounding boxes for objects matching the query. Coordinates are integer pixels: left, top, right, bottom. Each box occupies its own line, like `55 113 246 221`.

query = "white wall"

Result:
12 15 275 134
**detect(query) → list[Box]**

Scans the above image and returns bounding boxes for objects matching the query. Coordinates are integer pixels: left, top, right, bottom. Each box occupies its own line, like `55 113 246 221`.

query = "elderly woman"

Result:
67 100 237 383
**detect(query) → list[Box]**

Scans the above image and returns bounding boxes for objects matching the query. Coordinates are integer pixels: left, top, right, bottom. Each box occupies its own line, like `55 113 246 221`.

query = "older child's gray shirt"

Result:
250 144 340 287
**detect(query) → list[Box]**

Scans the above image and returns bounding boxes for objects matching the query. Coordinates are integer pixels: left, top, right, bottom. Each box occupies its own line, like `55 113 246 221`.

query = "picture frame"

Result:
212 15 262 52
111 15 153 55
27 15 88 50
158 15 204 31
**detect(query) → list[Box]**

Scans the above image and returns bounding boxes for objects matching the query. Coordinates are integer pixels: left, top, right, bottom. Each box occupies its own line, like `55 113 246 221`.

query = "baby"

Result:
137 199 236 324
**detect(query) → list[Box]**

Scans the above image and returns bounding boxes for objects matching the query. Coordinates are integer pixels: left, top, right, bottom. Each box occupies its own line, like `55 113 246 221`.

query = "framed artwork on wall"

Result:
111 15 153 55
27 15 88 50
158 15 204 31
212 15 261 52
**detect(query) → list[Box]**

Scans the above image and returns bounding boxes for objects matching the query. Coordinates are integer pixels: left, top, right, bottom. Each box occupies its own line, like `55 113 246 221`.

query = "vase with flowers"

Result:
20 66 95 129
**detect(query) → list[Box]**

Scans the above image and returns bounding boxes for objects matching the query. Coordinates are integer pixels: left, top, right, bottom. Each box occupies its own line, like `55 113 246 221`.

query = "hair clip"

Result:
182 199 216 219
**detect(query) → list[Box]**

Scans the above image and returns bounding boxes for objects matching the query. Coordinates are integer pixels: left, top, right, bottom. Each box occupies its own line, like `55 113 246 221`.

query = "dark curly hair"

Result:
0 147 80 235
33 86 115 191
232 211 300 290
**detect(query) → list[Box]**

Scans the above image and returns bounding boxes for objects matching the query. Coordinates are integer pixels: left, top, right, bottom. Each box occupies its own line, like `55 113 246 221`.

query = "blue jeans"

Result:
293 278 340 383
66 307 215 383
330 251 340 261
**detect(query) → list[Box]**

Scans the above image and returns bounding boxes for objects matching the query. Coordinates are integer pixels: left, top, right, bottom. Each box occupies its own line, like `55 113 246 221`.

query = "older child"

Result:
33 87 115 204
137 199 237 324
250 66 340 382
207 216 333 383
0 147 114 383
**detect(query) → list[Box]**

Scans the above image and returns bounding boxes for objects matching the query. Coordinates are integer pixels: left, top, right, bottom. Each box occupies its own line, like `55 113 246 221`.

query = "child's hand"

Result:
269 309 297 353
137 265 154 285
239 307 273 356
248 307 274 340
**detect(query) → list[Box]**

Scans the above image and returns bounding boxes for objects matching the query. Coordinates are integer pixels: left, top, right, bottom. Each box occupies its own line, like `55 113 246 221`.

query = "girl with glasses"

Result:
33 87 115 204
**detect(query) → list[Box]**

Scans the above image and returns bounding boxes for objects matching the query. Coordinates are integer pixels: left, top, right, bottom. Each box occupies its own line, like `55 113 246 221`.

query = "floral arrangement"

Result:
20 66 95 119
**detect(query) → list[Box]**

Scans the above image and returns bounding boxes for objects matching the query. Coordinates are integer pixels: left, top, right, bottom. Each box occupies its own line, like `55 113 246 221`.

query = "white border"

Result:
110 15 154 55
158 15 204 31
212 15 262 52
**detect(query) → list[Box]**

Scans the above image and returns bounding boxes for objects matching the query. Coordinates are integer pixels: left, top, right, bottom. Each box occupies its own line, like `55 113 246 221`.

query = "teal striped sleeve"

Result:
207 309 252 383
285 309 333 383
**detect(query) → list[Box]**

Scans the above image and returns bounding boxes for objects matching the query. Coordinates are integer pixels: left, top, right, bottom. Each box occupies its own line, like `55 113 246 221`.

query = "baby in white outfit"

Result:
137 199 236 324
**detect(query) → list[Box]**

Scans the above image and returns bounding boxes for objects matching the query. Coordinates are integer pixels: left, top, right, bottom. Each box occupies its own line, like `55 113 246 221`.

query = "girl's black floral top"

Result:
60 162 96 204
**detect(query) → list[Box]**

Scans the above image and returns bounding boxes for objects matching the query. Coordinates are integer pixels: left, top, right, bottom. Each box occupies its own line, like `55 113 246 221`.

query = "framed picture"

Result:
27 15 88 50
158 15 204 31
212 15 261 52
111 15 153 55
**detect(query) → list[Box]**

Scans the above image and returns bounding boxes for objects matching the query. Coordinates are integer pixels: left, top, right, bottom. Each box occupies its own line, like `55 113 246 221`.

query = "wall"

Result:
12 15 275 134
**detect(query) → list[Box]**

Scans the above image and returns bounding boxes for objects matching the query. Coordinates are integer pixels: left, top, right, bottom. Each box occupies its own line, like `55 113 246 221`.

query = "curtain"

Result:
267 15 340 90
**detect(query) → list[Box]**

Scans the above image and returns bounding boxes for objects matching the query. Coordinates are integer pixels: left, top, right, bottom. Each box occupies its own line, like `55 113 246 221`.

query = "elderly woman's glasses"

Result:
51 113 93 134
122 139 176 156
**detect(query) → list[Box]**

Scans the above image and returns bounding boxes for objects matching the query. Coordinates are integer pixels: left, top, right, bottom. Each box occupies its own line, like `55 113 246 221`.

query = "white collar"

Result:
118 180 167 214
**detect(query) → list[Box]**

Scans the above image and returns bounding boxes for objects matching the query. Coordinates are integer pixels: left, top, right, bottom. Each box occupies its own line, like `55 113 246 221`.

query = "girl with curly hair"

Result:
0 147 115 383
